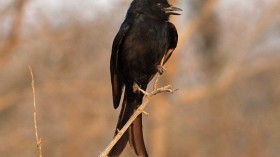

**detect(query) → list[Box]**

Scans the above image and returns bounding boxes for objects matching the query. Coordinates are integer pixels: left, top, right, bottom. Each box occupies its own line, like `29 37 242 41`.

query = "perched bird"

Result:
109 0 181 156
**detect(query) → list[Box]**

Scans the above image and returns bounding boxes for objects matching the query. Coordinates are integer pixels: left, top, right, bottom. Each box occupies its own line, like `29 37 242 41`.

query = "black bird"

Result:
109 0 181 156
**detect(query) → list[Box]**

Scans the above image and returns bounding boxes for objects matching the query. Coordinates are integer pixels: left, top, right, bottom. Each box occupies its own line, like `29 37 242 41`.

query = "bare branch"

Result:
99 66 176 157
99 86 174 157
29 66 43 157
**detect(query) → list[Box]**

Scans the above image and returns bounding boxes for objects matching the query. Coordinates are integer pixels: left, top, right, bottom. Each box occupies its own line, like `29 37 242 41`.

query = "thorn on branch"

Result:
142 111 149 116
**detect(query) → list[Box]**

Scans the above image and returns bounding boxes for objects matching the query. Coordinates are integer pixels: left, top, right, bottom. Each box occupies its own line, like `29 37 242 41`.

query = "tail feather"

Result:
129 114 148 156
108 88 148 157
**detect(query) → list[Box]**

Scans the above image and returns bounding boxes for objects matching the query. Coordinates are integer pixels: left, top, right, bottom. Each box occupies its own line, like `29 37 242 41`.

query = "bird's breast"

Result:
123 21 168 62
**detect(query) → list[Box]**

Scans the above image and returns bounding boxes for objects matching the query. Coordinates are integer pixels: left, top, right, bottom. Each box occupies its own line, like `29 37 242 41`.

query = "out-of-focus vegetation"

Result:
0 0 279 157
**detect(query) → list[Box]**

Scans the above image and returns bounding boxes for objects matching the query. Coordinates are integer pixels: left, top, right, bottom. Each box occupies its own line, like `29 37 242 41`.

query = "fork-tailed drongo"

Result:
109 0 181 156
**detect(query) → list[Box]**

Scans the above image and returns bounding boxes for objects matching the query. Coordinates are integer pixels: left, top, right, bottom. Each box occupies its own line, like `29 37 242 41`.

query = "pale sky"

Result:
24 0 119 24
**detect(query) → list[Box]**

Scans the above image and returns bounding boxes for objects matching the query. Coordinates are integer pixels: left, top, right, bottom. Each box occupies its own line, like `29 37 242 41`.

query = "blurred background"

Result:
0 0 280 156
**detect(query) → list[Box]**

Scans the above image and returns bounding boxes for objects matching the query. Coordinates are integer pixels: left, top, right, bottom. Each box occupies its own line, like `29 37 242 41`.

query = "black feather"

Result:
109 0 181 156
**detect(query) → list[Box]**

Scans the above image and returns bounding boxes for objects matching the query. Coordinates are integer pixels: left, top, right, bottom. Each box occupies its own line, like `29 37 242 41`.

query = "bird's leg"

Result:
153 56 166 90
157 56 166 75
157 65 166 75
133 82 149 96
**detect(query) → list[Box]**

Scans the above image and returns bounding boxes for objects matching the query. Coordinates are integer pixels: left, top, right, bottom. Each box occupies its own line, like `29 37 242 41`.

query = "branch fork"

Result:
99 67 177 157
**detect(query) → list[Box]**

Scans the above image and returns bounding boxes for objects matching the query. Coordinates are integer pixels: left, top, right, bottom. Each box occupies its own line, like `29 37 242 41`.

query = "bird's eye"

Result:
157 3 162 7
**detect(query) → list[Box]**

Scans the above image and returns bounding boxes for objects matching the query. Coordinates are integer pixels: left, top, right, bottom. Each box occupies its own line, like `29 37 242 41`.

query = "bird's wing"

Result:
163 22 178 64
110 21 131 109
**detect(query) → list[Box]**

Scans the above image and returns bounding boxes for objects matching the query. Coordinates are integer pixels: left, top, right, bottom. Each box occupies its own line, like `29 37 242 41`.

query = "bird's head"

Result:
129 0 182 21
146 0 182 20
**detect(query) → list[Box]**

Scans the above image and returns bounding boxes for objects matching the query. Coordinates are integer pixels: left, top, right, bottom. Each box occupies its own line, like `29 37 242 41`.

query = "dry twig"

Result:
29 66 43 157
99 66 176 157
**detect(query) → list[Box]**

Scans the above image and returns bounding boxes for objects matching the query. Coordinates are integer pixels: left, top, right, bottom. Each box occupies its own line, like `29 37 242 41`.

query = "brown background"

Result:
0 0 280 157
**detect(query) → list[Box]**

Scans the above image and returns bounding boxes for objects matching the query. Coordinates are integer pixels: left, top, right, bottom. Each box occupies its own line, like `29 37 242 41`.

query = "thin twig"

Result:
99 69 175 157
98 86 174 157
29 66 43 157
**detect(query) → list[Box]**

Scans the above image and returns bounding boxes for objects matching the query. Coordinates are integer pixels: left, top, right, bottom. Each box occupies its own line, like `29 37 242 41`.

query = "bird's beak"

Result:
163 6 183 15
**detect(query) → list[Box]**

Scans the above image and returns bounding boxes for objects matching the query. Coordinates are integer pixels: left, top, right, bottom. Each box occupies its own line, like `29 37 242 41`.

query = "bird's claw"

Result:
133 83 140 93
157 65 166 75
133 83 149 96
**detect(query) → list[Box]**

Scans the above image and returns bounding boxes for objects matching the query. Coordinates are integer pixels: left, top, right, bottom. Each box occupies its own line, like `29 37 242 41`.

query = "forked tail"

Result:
108 88 148 157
